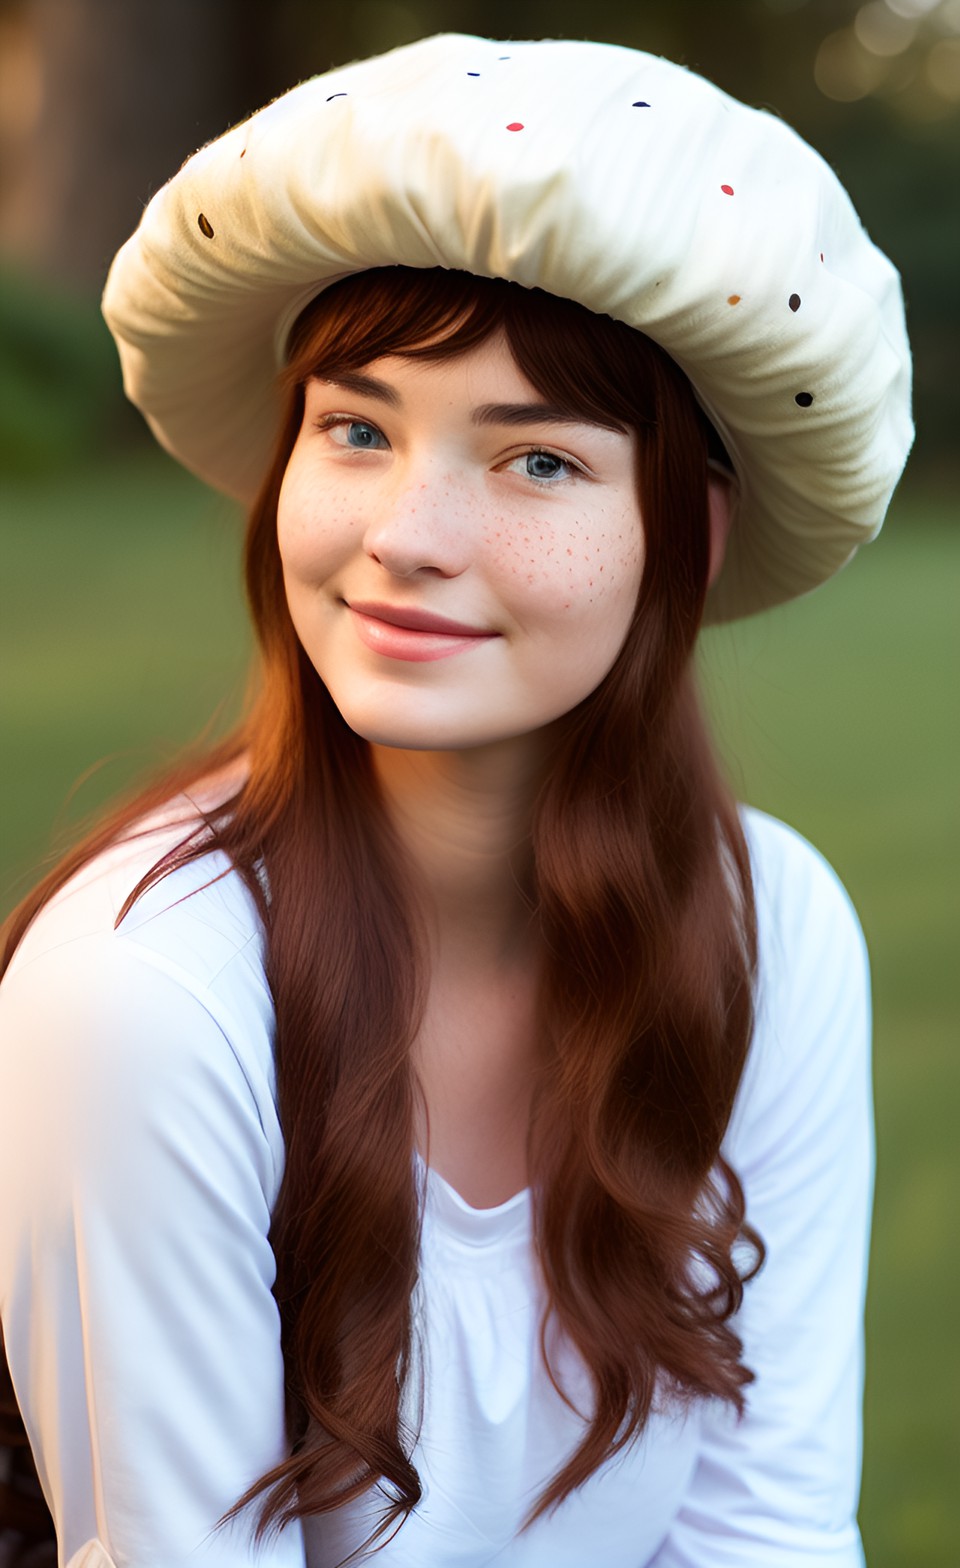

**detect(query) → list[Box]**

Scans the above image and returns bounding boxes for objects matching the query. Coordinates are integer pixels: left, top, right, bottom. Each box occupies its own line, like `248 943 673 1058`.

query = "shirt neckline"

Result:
416 1154 532 1247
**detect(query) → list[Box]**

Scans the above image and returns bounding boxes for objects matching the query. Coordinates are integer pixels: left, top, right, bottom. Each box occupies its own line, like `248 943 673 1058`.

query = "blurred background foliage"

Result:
1 3 958 1566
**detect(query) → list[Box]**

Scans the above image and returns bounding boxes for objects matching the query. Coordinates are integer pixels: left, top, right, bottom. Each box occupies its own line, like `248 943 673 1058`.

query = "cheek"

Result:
480 505 644 619
276 468 354 583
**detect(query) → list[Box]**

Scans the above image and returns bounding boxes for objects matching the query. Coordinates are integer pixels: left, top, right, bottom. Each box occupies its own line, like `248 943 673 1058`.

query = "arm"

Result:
0 918 306 1568
650 816 873 1567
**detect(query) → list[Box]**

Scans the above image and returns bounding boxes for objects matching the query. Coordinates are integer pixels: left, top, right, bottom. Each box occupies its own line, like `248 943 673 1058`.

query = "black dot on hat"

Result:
789 293 801 312
326 93 347 101
795 392 814 407
632 100 650 107
467 71 480 76
197 213 214 239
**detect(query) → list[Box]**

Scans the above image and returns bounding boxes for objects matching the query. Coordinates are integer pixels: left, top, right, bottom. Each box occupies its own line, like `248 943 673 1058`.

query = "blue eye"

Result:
344 420 386 449
524 451 567 481
313 413 389 449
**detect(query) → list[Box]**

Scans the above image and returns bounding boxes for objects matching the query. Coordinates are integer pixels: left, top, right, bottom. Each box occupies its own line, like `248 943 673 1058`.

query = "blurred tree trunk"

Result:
0 0 289 291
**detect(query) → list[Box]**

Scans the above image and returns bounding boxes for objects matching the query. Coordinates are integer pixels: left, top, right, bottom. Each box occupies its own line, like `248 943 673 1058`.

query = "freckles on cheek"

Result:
484 513 573 598
559 527 643 610
483 507 643 614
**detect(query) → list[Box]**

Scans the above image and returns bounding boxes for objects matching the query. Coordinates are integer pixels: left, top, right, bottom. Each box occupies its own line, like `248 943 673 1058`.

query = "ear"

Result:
706 462 738 589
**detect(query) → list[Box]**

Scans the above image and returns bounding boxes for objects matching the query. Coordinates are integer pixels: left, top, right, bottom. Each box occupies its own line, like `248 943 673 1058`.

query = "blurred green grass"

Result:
1 456 957 1566
1 450 250 897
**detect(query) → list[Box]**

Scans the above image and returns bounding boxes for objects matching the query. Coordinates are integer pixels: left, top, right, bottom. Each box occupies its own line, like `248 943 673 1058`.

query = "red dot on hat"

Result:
721 184 734 196
507 122 524 131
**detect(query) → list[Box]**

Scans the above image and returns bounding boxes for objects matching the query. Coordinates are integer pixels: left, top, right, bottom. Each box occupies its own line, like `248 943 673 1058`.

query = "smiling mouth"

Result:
345 599 493 636
345 601 500 663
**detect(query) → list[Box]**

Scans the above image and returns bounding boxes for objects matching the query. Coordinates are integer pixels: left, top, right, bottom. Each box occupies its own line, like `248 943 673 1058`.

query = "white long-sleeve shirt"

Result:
0 805 872 1568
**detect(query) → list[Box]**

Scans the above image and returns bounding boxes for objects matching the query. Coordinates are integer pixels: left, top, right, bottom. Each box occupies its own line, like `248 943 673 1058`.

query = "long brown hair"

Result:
1 268 760 1556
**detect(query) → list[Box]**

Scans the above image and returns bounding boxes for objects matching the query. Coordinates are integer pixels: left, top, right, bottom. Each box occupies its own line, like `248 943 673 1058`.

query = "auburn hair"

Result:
0 267 760 1557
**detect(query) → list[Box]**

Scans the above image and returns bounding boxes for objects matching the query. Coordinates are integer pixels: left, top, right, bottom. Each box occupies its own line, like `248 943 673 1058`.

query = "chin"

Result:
326 690 540 756
328 698 479 752
350 720 511 754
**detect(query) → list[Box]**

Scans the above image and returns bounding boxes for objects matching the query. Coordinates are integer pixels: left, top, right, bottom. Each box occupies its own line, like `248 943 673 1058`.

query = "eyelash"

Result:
313 414 387 449
311 414 586 483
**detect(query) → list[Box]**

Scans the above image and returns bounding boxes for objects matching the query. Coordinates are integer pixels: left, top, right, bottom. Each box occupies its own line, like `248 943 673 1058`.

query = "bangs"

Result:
285 267 510 380
283 267 669 437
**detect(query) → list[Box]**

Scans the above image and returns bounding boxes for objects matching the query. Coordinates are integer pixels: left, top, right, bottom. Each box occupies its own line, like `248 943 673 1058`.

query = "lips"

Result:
345 600 500 664
346 600 492 636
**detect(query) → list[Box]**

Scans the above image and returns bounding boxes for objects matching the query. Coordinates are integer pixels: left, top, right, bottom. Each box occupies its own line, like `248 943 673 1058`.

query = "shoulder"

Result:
8 794 264 983
740 805 866 954
7 795 267 1007
0 801 279 1182
728 808 872 1169
740 805 869 1009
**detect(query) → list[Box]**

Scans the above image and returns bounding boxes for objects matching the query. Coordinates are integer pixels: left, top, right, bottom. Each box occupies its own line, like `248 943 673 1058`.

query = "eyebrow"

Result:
315 373 624 433
317 372 401 407
472 402 623 433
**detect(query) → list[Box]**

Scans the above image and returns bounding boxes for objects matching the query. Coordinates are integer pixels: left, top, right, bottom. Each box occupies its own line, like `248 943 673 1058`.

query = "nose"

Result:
362 471 471 579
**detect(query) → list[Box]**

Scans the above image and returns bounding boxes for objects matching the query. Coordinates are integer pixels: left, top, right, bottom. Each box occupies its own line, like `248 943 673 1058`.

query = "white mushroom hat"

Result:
101 32 913 622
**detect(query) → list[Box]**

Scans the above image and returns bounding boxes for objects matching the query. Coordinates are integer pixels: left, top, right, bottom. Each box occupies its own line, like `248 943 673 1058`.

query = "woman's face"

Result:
277 332 644 754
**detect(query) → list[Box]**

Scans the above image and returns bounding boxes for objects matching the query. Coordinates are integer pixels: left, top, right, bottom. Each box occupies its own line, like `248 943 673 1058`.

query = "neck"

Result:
370 737 549 970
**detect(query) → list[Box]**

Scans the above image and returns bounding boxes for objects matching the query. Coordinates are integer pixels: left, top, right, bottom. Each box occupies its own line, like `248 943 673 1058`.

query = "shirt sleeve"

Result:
648 816 873 1568
0 922 306 1568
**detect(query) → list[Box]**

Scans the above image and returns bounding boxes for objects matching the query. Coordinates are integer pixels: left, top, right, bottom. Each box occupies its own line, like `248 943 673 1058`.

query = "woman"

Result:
0 33 911 1568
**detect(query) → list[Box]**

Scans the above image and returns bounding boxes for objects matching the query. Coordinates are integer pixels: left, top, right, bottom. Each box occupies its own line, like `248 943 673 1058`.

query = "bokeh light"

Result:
816 26 892 99
814 0 960 110
927 33 960 91
854 2 918 54
886 0 942 15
